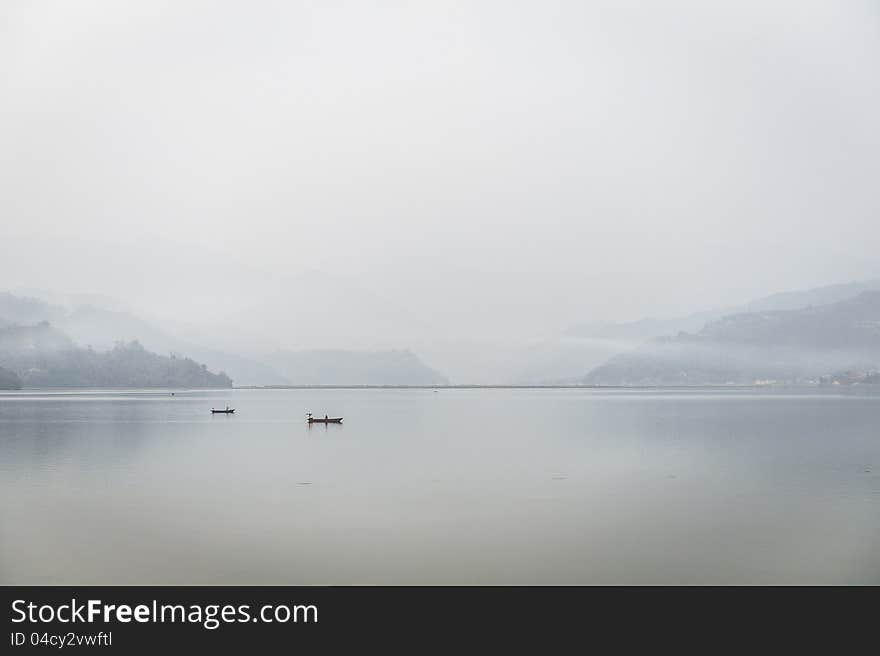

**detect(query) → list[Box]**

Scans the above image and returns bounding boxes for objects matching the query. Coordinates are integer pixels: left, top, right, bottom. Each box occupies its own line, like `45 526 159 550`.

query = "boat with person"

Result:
211 406 235 414
307 413 342 424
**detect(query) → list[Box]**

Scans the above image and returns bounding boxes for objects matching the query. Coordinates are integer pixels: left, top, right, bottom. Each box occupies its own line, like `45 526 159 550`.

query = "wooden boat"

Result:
211 407 235 414
307 414 342 424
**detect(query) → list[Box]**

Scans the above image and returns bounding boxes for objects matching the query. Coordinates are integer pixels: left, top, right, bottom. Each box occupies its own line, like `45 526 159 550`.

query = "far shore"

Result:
233 383 825 390
4 383 874 392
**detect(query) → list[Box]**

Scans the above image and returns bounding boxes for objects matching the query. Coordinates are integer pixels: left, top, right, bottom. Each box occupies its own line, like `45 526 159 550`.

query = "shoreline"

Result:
2 383 874 393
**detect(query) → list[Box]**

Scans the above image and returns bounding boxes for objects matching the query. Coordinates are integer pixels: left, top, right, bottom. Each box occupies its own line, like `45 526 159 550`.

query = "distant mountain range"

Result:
4 278 880 388
584 291 880 385
511 279 880 385
0 291 449 387
57 305 289 386
568 278 880 342
0 322 231 388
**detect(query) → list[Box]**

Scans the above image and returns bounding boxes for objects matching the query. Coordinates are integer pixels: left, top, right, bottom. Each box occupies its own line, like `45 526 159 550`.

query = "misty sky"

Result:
2 1 879 347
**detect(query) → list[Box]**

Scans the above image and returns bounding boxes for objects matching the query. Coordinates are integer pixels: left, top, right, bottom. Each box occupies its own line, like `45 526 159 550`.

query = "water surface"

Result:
1 387 878 584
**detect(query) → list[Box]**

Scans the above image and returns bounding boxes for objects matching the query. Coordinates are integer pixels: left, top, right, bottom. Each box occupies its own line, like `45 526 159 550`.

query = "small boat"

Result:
211 407 235 414
307 413 342 424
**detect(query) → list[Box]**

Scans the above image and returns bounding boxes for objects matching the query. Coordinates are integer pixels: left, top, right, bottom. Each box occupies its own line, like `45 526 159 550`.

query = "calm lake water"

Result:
1 387 878 584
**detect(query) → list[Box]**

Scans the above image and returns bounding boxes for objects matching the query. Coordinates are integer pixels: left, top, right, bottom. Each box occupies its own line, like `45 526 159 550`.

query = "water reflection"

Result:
1 388 878 584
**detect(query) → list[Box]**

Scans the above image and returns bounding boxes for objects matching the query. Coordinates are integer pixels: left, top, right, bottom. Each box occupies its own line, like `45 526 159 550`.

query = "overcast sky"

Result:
2 1 879 347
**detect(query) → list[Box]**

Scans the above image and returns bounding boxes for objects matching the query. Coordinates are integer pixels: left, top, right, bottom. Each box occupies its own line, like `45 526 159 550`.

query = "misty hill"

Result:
0 292 66 326
568 279 880 342
0 322 231 388
1 292 288 386
516 278 880 385
267 349 449 386
0 365 22 390
584 291 880 385
740 279 880 314
0 320 75 352
57 305 289 386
